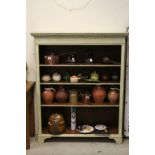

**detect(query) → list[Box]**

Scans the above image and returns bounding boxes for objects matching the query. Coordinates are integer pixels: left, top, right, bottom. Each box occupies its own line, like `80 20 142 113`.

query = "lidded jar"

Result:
69 89 78 104
55 86 68 103
42 88 55 104
108 88 119 104
48 113 65 135
92 85 106 103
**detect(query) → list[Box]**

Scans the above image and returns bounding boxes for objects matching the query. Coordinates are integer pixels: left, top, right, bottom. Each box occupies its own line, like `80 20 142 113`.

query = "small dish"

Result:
95 124 107 131
76 125 94 134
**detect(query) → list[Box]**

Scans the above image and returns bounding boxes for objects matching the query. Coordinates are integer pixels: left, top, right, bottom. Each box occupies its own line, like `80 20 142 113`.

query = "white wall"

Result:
26 0 129 80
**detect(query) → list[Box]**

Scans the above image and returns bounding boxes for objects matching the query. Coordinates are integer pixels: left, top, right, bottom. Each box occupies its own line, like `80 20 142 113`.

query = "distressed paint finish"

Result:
32 33 127 144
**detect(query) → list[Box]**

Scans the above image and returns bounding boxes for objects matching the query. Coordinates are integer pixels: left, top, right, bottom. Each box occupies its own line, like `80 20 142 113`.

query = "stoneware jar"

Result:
108 88 119 104
69 89 78 104
42 88 55 104
92 85 106 104
52 72 61 82
111 72 119 81
48 113 65 135
55 86 68 103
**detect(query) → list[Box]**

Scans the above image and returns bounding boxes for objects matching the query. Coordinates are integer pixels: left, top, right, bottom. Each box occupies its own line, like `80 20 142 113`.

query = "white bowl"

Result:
42 75 51 82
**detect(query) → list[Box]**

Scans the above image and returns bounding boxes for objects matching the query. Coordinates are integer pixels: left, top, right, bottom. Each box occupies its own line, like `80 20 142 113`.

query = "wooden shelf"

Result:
42 127 118 137
40 64 121 67
41 102 119 107
40 81 120 85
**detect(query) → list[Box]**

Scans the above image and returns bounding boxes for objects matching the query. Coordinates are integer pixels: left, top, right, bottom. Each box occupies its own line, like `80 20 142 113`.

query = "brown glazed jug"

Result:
48 113 65 135
42 88 55 104
92 85 106 104
81 91 91 104
55 86 68 103
108 88 119 104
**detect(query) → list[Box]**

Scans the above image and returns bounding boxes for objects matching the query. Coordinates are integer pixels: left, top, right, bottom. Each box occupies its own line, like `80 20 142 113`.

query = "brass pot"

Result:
48 113 65 135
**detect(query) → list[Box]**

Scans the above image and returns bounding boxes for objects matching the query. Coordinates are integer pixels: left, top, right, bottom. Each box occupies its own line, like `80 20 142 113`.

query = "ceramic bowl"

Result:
70 76 79 83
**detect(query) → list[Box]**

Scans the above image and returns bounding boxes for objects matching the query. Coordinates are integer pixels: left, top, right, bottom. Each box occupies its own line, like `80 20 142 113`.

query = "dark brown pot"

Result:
108 88 119 104
55 86 68 103
81 91 91 104
44 53 59 64
48 113 65 135
92 86 106 103
42 88 55 104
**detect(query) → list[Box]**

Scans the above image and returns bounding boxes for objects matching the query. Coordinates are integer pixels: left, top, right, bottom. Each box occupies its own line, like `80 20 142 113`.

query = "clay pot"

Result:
42 88 55 104
102 73 109 81
111 72 119 81
70 75 79 83
92 86 106 103
48 113 65 135
55 86 68 103
108 88 119 104
44 53 59 64
81 91 91 104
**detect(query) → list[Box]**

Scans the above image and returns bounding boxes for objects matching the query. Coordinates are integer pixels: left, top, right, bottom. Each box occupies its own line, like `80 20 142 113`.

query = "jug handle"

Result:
48 121 51 126
51 88 55 93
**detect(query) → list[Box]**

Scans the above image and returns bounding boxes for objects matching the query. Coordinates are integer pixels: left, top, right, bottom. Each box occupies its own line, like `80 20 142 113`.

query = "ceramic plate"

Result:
95 124 107 131
76 125 94 134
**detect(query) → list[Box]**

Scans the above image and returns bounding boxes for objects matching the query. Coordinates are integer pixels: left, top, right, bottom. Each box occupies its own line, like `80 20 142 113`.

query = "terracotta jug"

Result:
92 85 106 103
55 86 68 103
42 88 55 104
108 88 119 104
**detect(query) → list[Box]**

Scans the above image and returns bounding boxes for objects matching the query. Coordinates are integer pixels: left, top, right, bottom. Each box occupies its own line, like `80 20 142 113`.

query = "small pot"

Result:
70 75 79 83
52 72 61 82
102 73 109 81
44 53 59 64
80 91 91 104
66 54 76 64
108 88 119 104
111 72 119 81
63 72 70 82
42 74 51 82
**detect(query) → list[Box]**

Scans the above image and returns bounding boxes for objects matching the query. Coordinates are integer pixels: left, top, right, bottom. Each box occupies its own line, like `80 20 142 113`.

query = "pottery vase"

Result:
92 86 106 103
108 88 119 104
